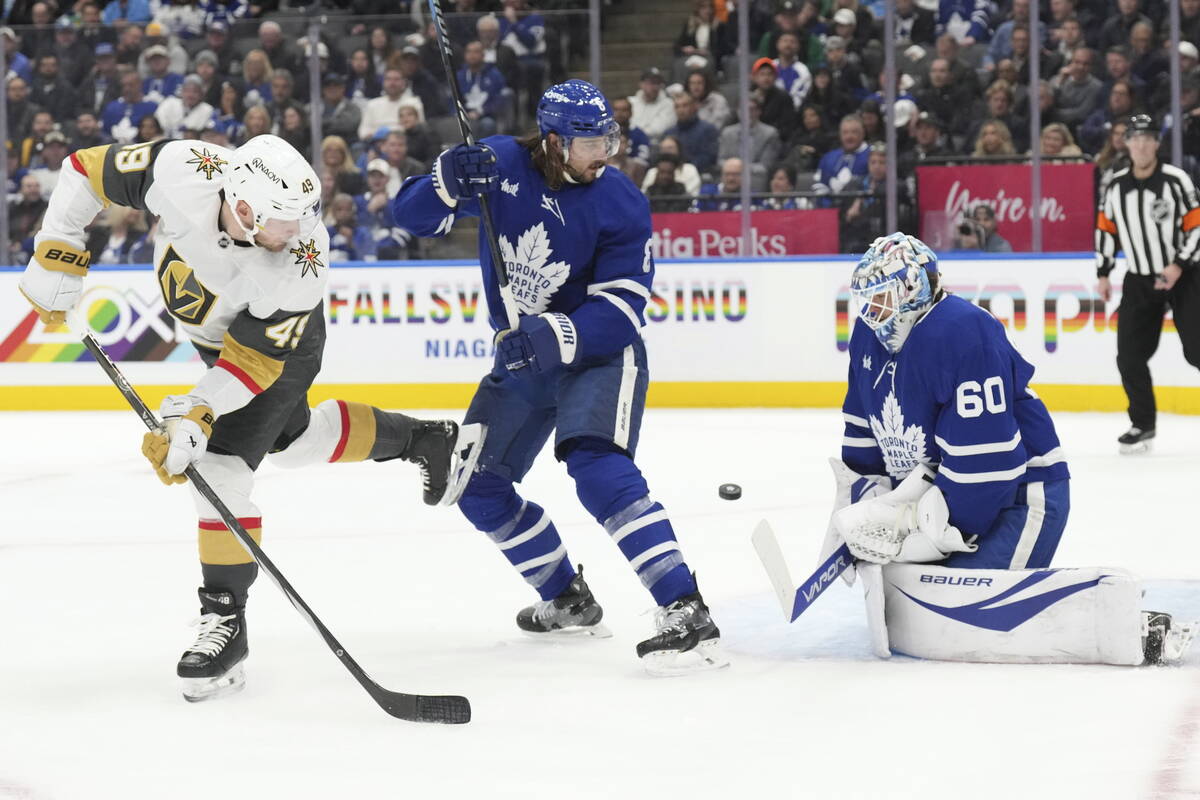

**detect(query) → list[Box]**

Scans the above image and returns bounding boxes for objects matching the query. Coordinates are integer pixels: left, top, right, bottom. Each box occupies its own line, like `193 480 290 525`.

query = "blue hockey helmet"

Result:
537 79 620 160
850 232 939 354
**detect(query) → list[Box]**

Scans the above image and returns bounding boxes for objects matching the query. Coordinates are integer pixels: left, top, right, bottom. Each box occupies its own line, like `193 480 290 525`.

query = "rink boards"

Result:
0 254 1197 413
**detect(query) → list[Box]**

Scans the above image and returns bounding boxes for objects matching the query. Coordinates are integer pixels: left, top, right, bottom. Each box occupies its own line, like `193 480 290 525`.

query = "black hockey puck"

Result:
718 483 742 501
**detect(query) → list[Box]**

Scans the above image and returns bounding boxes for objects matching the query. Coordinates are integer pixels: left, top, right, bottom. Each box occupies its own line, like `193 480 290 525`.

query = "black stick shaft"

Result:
79 333 470 723
426 0 520 330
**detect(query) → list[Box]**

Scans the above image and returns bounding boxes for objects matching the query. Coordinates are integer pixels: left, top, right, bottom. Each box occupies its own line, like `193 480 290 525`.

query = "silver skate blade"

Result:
1119 440 1153 455
440 423 486 506
520 623 613 640
181 664 246 703
641 639 730 677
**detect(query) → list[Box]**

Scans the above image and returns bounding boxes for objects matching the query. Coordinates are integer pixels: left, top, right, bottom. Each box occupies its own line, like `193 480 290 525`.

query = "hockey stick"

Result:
426 0 520 331
751 520 854 622
73 320 470 724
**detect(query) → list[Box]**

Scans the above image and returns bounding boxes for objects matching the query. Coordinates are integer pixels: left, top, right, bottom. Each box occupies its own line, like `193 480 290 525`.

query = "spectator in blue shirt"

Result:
457 40 510 138
101 69 159 142
813 113 869 206
611 95 651 168
1 28 33 83
692 157 757 212
359 158 417 259
327 192 377 262
142 45 183 103
937 0 990 46
664 92 719 174
499 0 546 118
102 0 152 24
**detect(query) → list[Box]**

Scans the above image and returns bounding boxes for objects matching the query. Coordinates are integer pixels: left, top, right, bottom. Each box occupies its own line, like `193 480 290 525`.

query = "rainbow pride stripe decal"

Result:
0 290 196 363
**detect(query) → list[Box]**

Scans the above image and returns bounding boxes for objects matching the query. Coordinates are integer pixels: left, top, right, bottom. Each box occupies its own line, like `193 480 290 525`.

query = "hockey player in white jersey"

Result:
820 232 1195 666
18 135 480 702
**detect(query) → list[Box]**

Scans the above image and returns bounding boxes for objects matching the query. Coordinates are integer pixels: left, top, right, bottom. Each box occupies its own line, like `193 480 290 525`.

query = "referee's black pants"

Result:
1116 269 1200 430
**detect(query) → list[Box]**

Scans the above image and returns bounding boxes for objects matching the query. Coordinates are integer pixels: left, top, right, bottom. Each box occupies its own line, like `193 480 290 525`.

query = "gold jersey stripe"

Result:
219 332 285 393
71 145 112 206
198 522 262 566
334 401 378 463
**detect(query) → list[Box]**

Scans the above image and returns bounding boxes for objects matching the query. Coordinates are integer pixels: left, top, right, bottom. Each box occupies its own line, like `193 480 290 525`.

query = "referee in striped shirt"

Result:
1095 114 1200 453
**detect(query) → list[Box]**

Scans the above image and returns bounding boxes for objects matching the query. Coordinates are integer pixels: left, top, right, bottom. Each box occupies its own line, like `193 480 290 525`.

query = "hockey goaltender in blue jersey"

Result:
841 242 1070 560
394 134 652 349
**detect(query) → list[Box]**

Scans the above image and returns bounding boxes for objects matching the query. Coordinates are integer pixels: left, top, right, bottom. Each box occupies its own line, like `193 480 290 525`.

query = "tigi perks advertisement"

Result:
651 210 839 257
915 164 1096 252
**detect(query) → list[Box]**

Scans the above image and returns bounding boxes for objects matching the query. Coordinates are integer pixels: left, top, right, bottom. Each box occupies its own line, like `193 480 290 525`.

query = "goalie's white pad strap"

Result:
878 563 1145 665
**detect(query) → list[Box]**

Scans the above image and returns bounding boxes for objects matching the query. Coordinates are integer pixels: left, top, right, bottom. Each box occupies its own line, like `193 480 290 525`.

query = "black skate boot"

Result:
1143 611 1198 665
637 583 729 676
177 588 248 703
1118 426 1155 454
516 566 612 638
402 420 484 506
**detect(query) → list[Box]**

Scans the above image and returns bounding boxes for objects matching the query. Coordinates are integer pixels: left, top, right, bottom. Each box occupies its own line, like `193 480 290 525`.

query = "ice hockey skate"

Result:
517 567 612 638
1118 426 1155 454
1143 611 1198 665
637 587 729 676
403 420 485 506
177 589 248 703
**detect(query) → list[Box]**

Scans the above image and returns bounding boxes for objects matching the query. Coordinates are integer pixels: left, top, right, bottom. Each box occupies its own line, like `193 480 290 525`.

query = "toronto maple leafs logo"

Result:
499 223 570 314
868 391 928 480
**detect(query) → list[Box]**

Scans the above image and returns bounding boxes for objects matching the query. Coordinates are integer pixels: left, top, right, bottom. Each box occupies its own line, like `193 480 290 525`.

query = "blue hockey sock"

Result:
458 471 575 600
564 440 697 606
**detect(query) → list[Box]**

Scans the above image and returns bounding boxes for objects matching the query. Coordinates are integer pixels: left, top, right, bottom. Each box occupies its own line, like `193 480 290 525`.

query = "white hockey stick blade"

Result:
441 423 486 506
752 520 797 622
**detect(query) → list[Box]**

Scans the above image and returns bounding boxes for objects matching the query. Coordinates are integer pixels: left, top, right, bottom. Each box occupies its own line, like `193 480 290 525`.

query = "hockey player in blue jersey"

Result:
392 79 727 675
816 232 1194 665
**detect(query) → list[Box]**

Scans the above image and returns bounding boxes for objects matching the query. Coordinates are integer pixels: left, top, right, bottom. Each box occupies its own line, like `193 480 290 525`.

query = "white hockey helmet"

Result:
224 134 322 245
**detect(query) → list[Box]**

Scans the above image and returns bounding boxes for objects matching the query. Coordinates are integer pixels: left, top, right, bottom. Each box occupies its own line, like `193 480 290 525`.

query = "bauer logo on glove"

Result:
141 395 215 485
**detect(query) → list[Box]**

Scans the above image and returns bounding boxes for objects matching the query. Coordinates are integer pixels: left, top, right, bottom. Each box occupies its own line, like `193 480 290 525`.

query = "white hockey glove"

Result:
817 458 891 586
18 240 92 324
833 464 977 565
141 395 215 486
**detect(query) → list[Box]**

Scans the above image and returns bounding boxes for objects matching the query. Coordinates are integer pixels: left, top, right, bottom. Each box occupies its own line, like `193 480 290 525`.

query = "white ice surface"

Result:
1 408 1198 800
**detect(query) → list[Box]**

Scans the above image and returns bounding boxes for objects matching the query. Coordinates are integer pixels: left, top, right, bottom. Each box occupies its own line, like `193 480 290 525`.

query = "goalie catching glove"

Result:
141 395 215 485
832 463 977 565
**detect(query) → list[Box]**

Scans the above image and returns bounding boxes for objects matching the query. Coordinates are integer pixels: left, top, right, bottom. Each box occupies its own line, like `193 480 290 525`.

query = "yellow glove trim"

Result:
141 431 187 486
34 241 91 277
183 405 215 438
17 286 67 325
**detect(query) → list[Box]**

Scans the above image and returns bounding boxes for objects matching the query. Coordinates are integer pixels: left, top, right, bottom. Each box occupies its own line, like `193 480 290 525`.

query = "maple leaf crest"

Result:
868 391 928 480
498 223 570 315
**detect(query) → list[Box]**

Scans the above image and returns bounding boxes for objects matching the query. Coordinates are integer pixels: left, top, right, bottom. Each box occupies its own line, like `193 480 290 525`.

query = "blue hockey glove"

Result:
496 313 579 376
434 144 499 204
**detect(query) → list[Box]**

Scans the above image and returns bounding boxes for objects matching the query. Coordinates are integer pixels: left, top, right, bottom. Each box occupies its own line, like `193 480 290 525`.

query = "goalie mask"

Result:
224 134 322 248
850 232 938 354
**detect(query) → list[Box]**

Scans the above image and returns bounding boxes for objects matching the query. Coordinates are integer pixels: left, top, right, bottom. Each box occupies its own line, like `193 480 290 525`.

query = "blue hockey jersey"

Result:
391 135 653 363
842 294 1069 537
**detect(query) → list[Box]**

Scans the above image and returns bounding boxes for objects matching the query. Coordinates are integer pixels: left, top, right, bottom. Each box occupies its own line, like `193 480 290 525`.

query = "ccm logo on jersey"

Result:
919 574 993 587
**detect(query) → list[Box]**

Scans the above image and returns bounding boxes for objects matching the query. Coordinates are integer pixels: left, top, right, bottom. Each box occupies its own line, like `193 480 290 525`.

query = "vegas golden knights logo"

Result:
157 245 217 325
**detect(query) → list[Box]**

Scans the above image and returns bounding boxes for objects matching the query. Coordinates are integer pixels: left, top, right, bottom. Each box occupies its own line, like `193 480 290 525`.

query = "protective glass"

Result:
851 278 902 330
566 123 621 160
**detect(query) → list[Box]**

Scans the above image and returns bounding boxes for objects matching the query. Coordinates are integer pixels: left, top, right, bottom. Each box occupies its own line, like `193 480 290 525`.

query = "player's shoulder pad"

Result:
1162 162 1196 187
277 226 330 311
595 168 651 228
918 294 1006 357
152 139 236 185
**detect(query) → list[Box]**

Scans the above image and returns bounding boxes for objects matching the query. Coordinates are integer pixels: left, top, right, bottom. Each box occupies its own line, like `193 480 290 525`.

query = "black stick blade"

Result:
375 689 472 724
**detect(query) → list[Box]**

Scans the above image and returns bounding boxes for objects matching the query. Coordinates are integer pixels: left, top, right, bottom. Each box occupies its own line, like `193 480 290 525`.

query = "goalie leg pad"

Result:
878 562 1145 665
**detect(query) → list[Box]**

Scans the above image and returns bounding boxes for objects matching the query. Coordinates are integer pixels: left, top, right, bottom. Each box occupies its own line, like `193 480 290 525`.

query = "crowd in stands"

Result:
3 0 1199 259
4 0 576 262
604 0 1200 253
